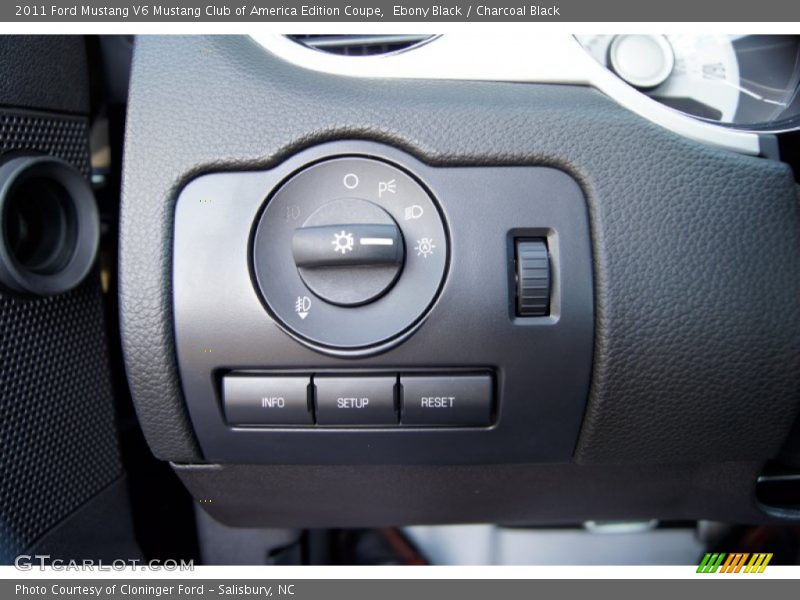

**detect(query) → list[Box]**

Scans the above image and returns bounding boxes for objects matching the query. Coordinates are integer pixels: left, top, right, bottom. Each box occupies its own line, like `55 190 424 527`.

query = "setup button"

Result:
315 376 398 426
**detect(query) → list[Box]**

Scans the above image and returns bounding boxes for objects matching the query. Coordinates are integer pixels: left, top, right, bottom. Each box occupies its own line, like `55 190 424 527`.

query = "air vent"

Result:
288 35 432 56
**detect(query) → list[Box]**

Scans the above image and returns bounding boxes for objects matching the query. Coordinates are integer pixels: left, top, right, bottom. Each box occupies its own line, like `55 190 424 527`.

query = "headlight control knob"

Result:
291 198 405 306
251 156 448 350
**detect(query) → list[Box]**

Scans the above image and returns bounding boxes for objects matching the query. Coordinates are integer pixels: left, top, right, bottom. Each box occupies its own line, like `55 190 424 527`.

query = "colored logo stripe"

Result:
720 553 749 573
697 553 726 573
745 553 773 573
697 552 772 573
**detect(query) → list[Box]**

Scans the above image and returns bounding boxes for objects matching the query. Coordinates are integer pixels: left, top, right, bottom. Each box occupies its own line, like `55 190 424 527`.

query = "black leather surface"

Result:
0 36 89 114
122 36 800 467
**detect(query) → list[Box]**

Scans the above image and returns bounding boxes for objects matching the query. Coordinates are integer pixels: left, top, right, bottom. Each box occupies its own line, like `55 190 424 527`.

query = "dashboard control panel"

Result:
172 141 593 465
222 372 494 428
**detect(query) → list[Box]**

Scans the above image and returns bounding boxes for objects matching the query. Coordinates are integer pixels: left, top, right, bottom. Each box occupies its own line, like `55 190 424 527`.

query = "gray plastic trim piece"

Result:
173 141 593 465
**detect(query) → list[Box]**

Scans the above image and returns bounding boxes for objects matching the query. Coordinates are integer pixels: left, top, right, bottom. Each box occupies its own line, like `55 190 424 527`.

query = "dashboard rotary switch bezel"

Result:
251 155 449 351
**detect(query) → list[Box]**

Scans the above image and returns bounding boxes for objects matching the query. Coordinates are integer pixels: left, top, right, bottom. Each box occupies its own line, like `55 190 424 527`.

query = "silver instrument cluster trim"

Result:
251 33 762 157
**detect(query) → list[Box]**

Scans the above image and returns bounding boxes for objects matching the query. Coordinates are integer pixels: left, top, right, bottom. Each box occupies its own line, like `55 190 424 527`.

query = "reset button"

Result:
401 375 493 426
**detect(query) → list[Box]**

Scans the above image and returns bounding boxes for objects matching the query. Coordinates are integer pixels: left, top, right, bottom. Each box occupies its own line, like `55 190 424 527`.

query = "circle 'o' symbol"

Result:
342 173 359 189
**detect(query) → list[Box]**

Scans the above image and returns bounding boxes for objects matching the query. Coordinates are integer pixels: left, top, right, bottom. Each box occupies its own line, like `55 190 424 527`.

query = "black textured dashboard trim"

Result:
0 34 124 563
0 109 90 175
122 36 800 469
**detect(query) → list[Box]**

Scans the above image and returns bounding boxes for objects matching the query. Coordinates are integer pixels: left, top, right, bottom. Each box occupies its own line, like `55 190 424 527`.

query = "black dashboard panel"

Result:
172 142 593 464
121 35 800 523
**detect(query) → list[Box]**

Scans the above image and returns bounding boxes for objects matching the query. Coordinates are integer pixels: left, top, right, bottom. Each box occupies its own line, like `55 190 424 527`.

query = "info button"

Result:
222 376 312 425
315 376 398 426
401 375 493 426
